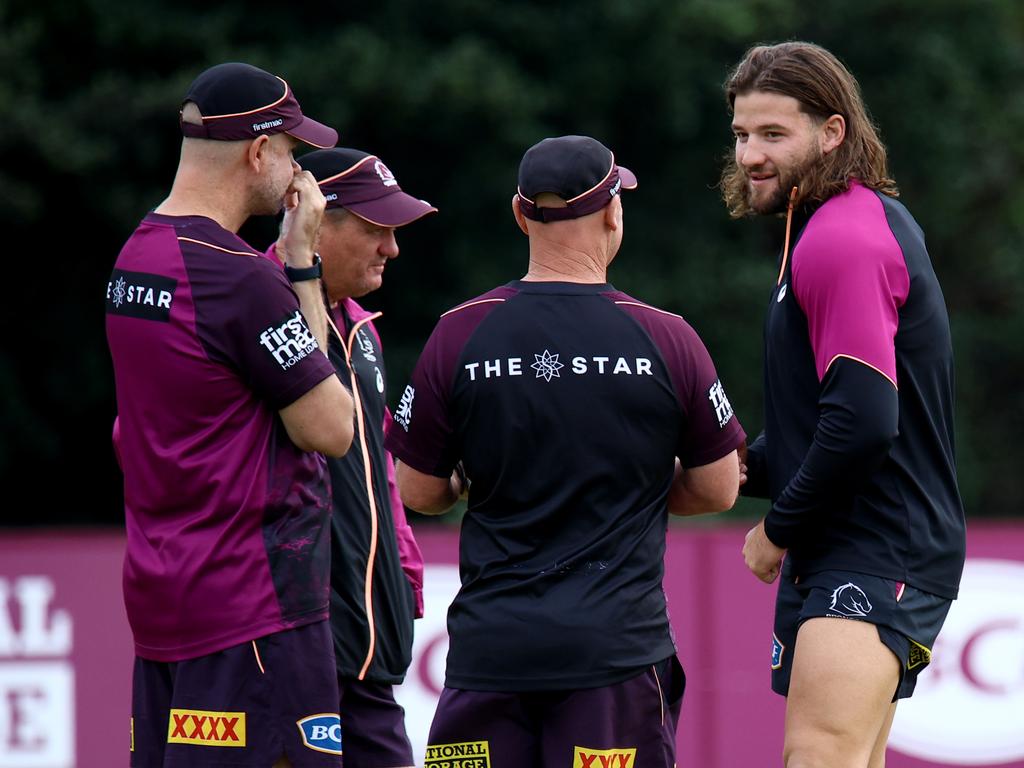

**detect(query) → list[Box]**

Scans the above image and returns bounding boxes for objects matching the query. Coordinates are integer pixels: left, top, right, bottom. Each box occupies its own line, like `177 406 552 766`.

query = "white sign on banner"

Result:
889 558 1024 765
0 577 75 768
395 564 462 766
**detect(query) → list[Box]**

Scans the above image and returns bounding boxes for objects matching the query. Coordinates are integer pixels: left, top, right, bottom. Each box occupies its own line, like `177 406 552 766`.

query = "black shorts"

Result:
338 676 414 768
131 621 342 767
771 566 952 701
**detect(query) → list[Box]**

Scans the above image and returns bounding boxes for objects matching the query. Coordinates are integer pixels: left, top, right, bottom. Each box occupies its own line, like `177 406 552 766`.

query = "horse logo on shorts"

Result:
828 582 873 617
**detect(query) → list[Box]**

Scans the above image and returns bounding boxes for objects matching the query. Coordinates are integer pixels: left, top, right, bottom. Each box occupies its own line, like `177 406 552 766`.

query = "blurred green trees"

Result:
4 0 1021 522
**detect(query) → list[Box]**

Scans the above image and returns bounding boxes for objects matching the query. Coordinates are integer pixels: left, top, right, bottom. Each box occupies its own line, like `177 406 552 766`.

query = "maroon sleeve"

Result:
612 298 745 467
385 323 458 476
192 252 336 409
385 289 513 476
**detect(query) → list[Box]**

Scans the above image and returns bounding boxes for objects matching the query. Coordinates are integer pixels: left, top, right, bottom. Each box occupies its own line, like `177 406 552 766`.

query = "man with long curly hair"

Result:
722 42 966 768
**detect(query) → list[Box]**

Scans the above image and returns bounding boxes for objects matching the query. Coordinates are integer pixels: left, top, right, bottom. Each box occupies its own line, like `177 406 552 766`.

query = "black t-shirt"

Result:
754 182 965 599
386 280 744 690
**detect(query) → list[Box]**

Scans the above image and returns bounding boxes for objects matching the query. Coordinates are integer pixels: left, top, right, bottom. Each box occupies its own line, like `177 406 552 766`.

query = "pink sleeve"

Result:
792 200 909 387
385 407 424 618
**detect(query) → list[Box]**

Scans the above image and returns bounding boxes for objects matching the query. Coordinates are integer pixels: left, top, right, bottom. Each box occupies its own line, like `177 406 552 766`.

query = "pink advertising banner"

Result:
1 524 1021 767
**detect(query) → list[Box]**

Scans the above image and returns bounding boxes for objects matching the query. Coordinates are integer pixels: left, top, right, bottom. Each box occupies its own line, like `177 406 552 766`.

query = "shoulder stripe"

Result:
177 236 259 258
440 298 506 317
613 300 682 320
825 354 898 390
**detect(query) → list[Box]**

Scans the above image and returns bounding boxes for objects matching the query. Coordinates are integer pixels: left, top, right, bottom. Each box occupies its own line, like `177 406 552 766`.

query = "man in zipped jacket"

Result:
269 147 435 768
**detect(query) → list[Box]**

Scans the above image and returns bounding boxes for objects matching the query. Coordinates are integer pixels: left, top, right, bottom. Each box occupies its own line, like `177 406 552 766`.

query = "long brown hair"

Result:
720 41 898 217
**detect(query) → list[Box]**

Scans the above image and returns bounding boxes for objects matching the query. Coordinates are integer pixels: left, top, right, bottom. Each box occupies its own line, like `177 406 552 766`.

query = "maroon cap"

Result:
516 135 637 223
180 62 337 149
298 148 437 227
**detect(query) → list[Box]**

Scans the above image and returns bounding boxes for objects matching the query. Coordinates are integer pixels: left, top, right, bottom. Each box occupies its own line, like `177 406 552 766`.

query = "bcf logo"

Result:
296 714 342 755
888 559 1024 764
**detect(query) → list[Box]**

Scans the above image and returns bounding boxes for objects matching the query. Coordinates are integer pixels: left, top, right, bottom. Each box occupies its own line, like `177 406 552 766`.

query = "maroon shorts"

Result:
338 676 415 767
425 656 684 768
131 621 342 767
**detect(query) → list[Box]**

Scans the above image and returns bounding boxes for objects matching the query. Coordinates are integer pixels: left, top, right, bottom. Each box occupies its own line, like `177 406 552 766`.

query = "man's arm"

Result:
279 376 353 457
667 450 740 516
273 168 354 456
276 169 330 353
395 460 465 516
762 359 897 548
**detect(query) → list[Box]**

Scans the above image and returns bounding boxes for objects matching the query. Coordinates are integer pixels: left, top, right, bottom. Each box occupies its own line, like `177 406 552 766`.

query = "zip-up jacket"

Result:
268 245 424 683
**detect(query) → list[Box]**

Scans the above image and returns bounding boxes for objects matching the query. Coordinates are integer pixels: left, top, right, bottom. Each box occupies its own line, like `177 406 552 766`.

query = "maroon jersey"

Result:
106 213 336 661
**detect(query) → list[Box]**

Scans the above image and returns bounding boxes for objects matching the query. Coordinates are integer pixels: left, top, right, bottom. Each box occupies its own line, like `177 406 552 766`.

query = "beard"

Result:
746 144 823 215
250 169 292 217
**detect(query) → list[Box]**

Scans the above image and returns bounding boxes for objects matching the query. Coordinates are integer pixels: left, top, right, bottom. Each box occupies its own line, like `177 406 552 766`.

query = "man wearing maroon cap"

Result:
278 147 436 768
385 135 744 767
106 62 352 768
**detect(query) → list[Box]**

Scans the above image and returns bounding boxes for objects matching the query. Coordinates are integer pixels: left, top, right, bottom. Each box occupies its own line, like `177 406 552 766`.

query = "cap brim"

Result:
286 116 338 149
618 165 638 190
346 191 438 227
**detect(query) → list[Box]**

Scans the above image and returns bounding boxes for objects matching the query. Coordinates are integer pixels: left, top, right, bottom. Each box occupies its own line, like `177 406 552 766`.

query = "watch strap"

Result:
284 253 322 282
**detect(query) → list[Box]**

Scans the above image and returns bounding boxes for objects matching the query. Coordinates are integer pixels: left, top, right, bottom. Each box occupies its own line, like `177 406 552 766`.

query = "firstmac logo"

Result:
259 310 318 370
253 118 284 132
393 385 414 432
707 379 734 428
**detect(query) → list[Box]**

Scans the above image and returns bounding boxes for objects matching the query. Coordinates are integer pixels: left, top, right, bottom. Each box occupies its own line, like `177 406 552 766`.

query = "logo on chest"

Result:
355 327 377 362
106 269 177 321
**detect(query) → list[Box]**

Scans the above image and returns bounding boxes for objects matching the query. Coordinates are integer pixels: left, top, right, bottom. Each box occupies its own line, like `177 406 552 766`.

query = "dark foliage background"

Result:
3 0 1021 525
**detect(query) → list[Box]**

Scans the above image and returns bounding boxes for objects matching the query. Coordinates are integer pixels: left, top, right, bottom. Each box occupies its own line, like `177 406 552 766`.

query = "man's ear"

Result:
604 196 621 231
820 113 846 155
247 135 270 171
511 194 530 236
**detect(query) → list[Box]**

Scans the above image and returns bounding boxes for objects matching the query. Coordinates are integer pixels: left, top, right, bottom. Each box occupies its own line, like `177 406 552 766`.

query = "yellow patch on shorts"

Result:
425 740 491 767
907 638 932 670
167 708 245 747
573 746 637 768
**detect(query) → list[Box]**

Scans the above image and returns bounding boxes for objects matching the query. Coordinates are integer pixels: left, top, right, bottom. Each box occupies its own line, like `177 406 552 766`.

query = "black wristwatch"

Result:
284 253 322 282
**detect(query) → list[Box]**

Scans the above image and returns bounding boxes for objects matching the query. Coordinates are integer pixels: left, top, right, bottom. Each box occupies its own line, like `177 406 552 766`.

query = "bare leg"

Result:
867 702 898 768
783 618 900 768
272 757 291 768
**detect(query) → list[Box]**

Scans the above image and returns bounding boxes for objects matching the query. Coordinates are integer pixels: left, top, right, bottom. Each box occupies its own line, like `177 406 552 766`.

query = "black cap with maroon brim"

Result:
180 62 337 149
298 148 438 228
516 135 637 223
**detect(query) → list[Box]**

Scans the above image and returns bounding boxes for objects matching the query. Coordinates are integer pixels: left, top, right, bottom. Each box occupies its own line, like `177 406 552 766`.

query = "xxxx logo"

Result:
573 746 636 768
167 709 245 747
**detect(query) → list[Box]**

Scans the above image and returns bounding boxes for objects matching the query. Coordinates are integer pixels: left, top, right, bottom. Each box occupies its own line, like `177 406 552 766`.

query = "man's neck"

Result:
154 167 249 233
522 242 607 284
